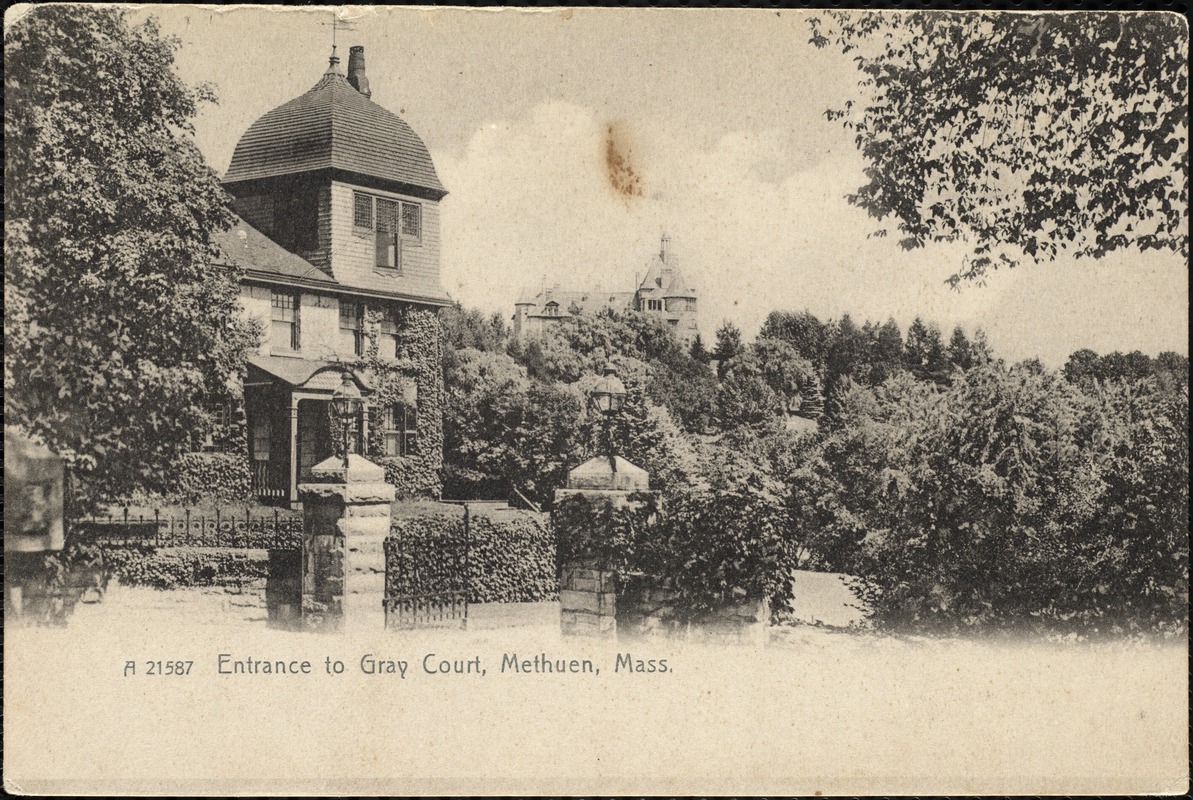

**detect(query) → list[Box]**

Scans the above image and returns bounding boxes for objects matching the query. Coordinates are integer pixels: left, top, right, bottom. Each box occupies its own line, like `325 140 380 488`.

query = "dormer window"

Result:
376 198 400 271
352 190 422 274
544 301 560 317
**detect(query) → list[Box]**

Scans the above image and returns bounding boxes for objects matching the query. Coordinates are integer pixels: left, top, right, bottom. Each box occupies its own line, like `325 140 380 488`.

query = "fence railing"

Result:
67 508 303 550
251 460 287 499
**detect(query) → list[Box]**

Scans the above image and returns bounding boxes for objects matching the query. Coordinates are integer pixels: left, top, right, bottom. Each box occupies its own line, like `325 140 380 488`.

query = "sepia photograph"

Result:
3 4 1188 795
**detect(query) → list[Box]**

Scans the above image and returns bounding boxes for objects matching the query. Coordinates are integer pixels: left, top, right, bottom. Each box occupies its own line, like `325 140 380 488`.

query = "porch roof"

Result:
247 355 374 392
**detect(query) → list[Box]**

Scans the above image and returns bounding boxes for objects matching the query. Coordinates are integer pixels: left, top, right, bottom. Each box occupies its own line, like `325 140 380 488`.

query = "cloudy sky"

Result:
142 5 1186 366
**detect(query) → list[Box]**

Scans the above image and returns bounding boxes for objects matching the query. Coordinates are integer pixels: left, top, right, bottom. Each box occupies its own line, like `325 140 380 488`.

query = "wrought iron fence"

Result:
67 508 303 550
384 522 469 630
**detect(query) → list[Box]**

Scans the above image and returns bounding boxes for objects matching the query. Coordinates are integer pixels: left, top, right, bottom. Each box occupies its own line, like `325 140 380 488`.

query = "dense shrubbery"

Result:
553 459 800 620
777 363 1189 635
467 512 557 602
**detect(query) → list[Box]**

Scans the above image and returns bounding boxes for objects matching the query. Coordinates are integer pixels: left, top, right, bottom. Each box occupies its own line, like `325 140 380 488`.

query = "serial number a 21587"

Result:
145 660 193 676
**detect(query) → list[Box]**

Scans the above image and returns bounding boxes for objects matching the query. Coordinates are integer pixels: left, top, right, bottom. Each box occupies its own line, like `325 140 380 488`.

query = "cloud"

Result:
436 101 1187 366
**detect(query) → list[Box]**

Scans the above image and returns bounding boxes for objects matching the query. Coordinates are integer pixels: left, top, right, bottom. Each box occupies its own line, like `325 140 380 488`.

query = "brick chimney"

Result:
347 45 371 98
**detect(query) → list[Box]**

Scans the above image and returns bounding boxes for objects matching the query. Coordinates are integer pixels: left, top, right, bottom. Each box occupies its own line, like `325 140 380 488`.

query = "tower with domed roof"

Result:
212 46 449 504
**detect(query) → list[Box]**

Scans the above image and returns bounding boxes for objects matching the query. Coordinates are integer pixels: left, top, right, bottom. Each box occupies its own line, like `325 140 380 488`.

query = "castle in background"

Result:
512 234 700 347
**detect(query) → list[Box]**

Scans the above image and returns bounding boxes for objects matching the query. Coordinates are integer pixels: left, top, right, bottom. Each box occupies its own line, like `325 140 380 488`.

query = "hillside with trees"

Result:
443 302 1188 635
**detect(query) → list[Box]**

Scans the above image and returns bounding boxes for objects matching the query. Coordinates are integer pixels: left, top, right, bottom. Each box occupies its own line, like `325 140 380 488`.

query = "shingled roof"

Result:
223 66 445 197
211 215 337 286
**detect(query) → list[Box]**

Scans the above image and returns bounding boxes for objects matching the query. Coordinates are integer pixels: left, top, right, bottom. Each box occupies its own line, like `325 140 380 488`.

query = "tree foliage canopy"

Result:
5 6 257 501
810 11 1189 282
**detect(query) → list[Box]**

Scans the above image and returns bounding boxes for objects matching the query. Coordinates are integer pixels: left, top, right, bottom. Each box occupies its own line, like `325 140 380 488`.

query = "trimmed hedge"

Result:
386 508 556 604
468 511 557 602
100 544 267 590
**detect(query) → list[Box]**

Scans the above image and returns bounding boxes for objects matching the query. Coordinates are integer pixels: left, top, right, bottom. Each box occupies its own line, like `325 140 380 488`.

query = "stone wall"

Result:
616 572 770 645
559 561 616 636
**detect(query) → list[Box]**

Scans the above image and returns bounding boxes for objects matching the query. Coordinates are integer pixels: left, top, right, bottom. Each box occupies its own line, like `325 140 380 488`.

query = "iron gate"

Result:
384 516 470 630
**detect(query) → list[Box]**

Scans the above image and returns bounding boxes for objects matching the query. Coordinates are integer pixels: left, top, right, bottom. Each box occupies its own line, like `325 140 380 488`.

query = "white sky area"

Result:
142 5 1187 367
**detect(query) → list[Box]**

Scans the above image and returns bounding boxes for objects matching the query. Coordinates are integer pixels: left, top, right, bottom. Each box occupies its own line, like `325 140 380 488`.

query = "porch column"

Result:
360 402 369 456
289 397 300 504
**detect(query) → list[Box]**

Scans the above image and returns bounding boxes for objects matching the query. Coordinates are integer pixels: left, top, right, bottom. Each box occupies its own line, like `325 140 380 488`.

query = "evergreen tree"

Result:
825 313 870 387
947 326 975 371
712 321 744 378
871 318 904 384
689 334 709 363
904 318 951 385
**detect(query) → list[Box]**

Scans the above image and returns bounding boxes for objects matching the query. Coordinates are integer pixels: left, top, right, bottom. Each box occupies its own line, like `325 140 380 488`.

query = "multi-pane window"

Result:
379 307 400 357
352 190 421 273
251 417 271 461
375 198 400 270
353 192 374 229
383 400 418 457
400 202 421 239
271 291 299 351
203 404 233 452
339 301 365 356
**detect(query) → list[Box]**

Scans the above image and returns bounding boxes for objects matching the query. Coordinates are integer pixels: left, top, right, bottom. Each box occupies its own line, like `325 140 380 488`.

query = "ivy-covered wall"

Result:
309 303 445 498
172 300 446 504
357 303 445 499
386 508 556 604
172 452 252 504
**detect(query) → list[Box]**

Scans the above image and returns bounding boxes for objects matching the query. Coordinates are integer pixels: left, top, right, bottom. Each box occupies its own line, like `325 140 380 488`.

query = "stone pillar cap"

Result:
566 455 649 492
307 453 386 484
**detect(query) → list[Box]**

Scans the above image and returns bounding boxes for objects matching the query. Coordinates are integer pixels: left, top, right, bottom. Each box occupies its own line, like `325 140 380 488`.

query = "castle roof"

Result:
663 271 696 298
517 288 636 316
223 65 445 198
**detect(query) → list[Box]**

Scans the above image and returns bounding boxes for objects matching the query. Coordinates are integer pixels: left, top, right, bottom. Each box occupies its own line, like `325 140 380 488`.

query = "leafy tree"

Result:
440 303 507 354
689 334 709 363
5 7 258 505
716 353 783 430
1154 351 1190 392
1063 348 1103 386
759 310 829 370
752 338 817 412
648 355 719 434
809 12 1189 282
801 360 1188 634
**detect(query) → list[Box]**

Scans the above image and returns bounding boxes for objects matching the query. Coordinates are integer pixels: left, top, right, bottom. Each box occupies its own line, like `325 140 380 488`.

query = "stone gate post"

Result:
297 454 394 631
553 455 650 637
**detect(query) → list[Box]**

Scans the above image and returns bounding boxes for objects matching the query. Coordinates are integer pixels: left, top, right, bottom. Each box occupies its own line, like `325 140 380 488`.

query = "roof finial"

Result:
322 12 355 74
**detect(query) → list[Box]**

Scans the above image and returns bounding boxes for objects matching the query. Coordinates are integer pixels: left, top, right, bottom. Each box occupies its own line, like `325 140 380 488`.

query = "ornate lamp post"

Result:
329 372 362 467
588 363 626 471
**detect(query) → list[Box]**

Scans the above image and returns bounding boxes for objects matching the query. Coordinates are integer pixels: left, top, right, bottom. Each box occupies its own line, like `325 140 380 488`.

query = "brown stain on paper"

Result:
604 121 643 201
